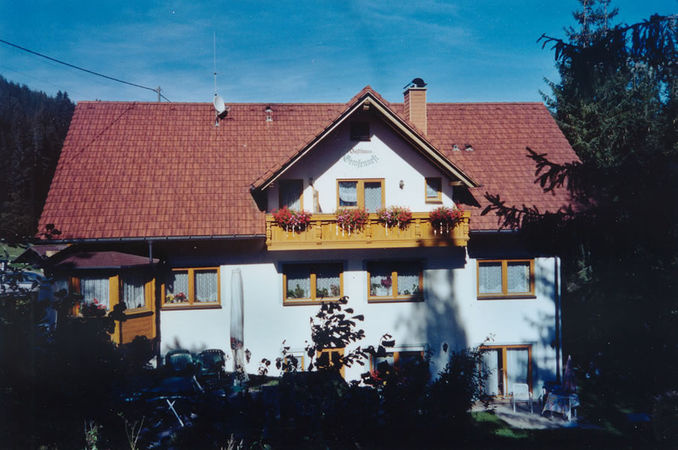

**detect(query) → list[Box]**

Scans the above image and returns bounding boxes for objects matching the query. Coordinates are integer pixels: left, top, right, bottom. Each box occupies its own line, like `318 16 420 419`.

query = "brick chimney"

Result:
403 78 427 134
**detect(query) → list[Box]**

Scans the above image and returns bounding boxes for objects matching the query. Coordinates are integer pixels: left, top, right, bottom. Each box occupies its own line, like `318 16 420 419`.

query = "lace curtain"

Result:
195 270 218 302
478 262 502 294
123 273 146 309
81 277 110 309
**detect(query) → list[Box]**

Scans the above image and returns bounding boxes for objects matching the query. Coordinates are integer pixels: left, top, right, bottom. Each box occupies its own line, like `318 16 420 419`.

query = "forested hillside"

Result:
0 75 74 241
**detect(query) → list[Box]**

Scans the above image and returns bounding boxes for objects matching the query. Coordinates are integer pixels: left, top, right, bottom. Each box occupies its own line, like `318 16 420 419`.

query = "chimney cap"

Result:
404 78 427 90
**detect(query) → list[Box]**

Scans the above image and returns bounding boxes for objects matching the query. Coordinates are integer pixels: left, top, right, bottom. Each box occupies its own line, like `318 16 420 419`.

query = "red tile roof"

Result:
39 90 576 239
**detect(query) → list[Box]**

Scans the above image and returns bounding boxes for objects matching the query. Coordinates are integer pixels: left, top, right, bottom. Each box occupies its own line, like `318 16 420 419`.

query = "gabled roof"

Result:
252 86 478 191
38 87 576 240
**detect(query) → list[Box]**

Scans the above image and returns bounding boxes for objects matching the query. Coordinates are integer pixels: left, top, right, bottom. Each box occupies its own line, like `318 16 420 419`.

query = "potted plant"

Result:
272 206 312 233
80 298 107 317
335 208 369 235
371 275 392 296
429 206 465 235
377 206 413 234
165 292 188 304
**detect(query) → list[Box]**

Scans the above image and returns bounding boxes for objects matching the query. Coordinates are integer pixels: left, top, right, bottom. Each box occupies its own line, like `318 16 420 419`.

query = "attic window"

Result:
350 122 370 141
265 106 273 122
464 144 474 152
452 144 460 151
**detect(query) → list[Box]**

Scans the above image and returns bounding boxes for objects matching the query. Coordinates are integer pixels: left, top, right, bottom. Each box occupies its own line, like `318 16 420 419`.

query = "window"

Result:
163 267 220 308
121 271 150 310
371 350 425 373
350 122 370 141
283 353 305 372
480 345 531 396
317 348 345 377
425 177 442 203
279 179 303 210
477 259 534 299
367 261 423 302
283 263 343 304
80 276 110 309
337 179 384 212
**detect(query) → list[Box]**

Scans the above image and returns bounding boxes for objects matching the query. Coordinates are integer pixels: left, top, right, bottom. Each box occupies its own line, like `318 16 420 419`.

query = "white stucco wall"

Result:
266 117 456 212
160 249 560 392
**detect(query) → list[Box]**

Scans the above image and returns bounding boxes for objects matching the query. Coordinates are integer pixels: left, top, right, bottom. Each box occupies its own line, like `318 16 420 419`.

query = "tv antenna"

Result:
212 32 229 125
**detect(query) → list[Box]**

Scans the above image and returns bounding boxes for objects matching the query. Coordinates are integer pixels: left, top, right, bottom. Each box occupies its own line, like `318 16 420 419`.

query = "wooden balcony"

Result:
265 211 471 251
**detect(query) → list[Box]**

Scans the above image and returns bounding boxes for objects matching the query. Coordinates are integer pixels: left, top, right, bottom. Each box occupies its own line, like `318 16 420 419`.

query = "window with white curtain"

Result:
477 259 534 298
367 261 422 301
279 179 303 210
80 276 110 309
337 179 383 212
283 263 343 304
481 345 531 396
163 268 220 307
122 271 147 309
195 269 218 303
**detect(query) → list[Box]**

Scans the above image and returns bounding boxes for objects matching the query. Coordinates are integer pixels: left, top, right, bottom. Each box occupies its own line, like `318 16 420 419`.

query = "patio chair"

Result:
165 349 195 374
511 383 533 413
196 349 226 389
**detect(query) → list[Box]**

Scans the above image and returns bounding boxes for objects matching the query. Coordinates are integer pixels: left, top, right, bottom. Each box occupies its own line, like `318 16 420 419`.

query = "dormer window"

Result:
350 122 370 141
279 179 303 210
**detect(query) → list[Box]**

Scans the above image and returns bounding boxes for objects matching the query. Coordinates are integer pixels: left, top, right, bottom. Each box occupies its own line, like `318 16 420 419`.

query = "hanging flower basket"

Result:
429 206 465 235
272 207 312 233
377 206 412 234
335 208 369 235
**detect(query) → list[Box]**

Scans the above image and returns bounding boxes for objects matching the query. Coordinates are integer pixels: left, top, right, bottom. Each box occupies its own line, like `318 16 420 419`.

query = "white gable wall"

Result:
267 117 456 212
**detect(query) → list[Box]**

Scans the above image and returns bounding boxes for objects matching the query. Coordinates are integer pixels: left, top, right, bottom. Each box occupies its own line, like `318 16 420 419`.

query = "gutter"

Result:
39 234 266 244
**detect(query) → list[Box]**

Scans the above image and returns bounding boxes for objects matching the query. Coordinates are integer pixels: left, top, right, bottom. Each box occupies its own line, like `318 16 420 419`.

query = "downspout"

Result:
149 240 162 367
555 256 563 383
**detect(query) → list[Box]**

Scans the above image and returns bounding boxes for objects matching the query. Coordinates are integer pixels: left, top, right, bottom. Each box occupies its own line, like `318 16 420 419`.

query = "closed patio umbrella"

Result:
230 269 249 383
563 355 576 393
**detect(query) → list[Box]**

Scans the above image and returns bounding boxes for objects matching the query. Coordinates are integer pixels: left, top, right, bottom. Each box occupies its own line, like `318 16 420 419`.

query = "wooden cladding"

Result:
266 211 471 250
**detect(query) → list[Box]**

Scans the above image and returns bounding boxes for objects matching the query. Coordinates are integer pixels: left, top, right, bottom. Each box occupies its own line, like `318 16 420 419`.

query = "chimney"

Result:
403 78 427 134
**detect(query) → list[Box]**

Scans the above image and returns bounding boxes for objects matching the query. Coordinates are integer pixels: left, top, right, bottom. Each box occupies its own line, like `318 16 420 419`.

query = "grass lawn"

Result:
469 410 653 449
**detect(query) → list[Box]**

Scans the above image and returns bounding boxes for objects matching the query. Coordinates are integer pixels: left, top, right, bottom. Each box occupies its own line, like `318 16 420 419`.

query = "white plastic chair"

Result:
511 383 533 413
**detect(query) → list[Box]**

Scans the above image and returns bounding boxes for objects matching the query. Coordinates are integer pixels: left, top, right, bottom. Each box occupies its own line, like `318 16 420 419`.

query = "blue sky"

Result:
1 1 675 104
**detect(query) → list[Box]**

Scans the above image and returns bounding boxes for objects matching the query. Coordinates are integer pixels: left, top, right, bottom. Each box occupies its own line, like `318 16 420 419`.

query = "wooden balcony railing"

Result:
265 211 471 251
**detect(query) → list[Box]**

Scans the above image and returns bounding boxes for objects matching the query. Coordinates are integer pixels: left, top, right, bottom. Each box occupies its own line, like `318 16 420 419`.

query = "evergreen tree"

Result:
0 76 74 241
484 1 678 409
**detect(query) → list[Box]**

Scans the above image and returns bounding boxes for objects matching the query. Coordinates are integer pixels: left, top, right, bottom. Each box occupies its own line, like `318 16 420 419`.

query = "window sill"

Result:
161 303 222 311
425 199 442 204
284 297 342 306
477 294 536 300
125 308 153 317
368 295 423 303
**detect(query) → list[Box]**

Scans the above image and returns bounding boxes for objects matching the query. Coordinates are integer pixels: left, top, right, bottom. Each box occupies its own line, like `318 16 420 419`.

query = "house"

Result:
38 79 576 396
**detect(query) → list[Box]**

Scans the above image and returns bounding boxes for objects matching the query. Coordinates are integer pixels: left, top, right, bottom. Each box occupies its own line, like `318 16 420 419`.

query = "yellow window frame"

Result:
317 348 345 377
477 259 535 299
162 267 221 309
367 261 423 303
424 177 443 203
282 263 344 305
120 269 154 313
370 350 425 372
336 178 385 210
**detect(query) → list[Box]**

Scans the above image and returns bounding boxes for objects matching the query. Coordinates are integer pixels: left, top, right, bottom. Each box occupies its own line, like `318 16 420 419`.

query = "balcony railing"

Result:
265 211 471 251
